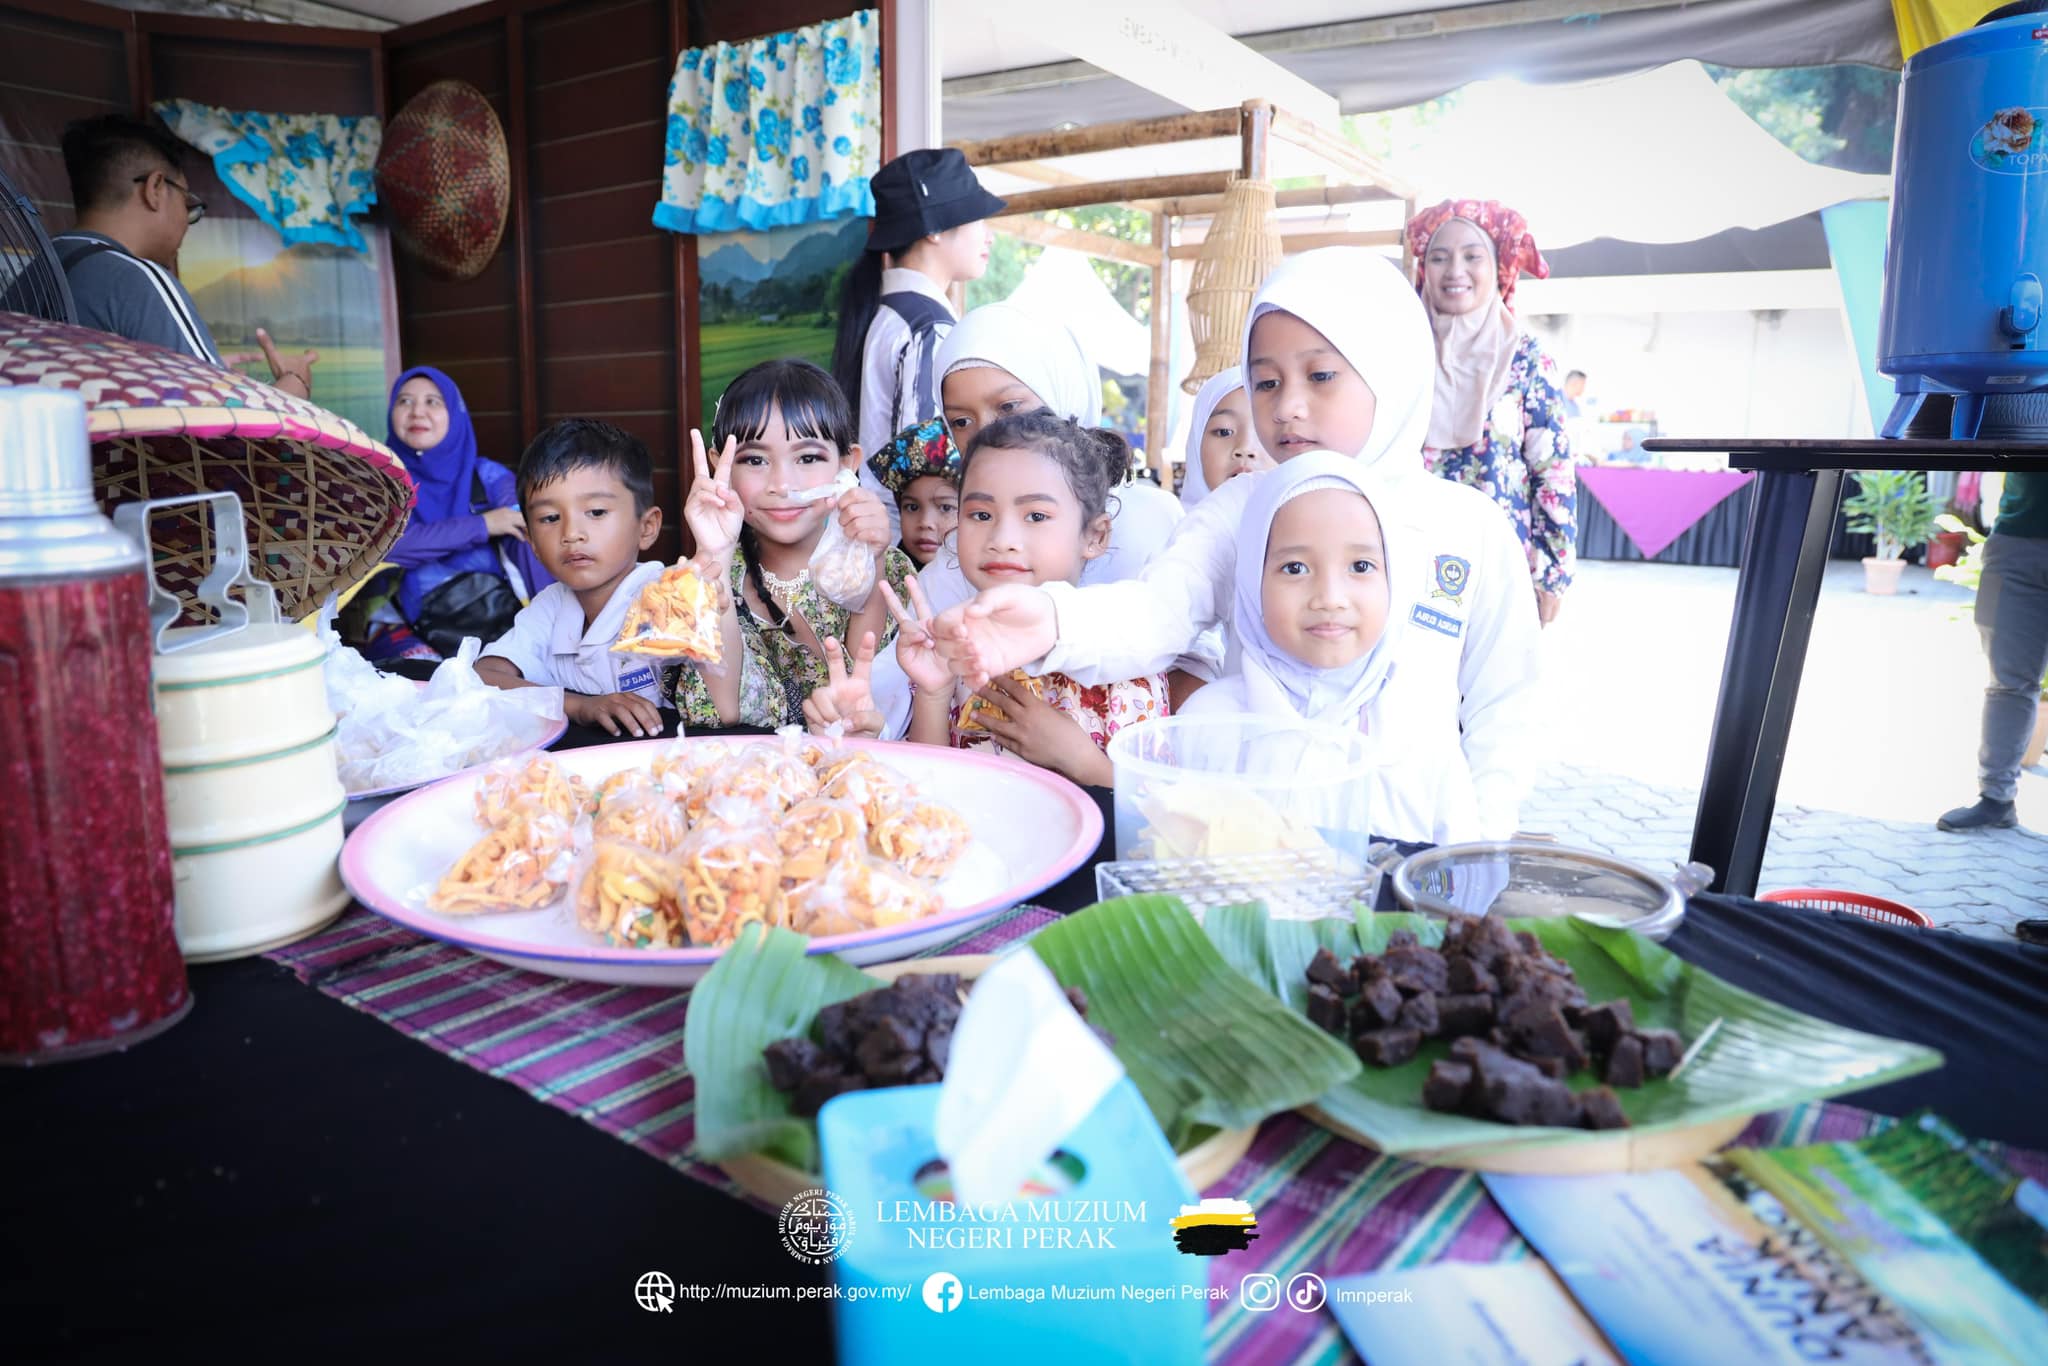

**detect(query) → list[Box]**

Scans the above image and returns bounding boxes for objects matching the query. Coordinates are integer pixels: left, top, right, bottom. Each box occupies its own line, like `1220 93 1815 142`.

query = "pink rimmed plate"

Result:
338 736 1100 985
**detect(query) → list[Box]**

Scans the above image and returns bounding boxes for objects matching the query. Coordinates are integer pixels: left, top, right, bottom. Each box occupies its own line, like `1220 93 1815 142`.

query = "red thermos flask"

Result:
0 387 190 1062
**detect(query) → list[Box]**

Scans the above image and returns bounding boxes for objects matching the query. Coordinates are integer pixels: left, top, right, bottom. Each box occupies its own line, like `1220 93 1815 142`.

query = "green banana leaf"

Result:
1204 906 1944 1158
687 896 1362 1169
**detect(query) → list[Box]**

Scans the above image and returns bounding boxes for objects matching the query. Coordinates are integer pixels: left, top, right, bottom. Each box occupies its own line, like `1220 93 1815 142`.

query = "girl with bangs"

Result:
666 358 913 729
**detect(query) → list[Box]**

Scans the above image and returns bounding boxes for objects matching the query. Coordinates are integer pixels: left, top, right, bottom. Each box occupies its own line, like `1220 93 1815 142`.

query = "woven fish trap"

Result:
377 80 511 282
1181 177 1281 395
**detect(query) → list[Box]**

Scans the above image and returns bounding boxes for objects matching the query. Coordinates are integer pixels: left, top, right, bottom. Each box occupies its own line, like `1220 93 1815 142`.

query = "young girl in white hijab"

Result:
1178 367 1272 510
1178 451 1480 843
925 248 1542 838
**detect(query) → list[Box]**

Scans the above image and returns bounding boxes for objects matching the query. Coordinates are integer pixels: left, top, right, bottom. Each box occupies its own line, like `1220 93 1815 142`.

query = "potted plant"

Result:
1843 470 1941 594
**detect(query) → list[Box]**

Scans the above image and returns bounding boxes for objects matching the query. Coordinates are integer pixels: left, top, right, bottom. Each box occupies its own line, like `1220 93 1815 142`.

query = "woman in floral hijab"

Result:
1406 198 1577 626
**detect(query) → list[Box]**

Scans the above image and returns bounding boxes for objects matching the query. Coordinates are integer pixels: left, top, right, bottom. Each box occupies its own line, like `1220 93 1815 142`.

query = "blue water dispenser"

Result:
1879 2 2048 439
817 1077 1209 1364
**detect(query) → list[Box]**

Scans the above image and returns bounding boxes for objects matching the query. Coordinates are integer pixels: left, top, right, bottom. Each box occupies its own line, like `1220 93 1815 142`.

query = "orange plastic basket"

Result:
1758 888 1933 928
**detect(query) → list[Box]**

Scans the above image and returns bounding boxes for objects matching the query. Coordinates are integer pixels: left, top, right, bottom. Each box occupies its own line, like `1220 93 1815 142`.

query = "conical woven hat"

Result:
0 311 414 620
1181 177 1281 395
377 80 511 282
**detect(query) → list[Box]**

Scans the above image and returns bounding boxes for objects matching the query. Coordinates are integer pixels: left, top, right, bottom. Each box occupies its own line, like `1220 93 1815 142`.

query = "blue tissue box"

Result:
817 1077 1207 1364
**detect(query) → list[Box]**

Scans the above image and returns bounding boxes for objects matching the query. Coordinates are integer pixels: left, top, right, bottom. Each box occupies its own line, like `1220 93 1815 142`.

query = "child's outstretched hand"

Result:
834 485 892 555
567 690 663 738
972 674 1111 787
879 578 954 696
685 429 744 563
930 585 1058 690
803 632 883 738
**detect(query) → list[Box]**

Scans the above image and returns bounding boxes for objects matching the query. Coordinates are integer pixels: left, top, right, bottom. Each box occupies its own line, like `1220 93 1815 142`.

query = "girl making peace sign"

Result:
666 359 914 729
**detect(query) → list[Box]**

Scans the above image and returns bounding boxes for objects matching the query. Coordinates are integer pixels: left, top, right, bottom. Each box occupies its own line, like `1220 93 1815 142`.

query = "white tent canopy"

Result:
1004 247 1152 378
1384 60 1891 250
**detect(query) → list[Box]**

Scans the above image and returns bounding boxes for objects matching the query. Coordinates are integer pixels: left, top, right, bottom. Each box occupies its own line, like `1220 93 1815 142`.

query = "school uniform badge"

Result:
1430 555 1472 605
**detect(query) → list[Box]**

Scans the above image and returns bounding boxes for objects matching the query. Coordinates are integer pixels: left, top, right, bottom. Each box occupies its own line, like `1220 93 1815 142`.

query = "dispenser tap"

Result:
2002 273 2042 343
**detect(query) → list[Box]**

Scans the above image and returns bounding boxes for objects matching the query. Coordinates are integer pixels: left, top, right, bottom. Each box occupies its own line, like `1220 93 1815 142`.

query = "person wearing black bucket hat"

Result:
830 147 1005 538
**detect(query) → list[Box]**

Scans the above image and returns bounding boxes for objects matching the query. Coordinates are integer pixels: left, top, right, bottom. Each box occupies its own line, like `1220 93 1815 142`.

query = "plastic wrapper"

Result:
685 744 819 824
573 840 685 948
775 723 832 771
676 821 786 947
955 670 1044 735
322 611 566 794
612 561 726 668
474 753 589 829
817 748 919 826
784 850 942 939
869 800 973 881
804 469 880 610
589 774 691 854
650 737 734 794
427 806 578 914
776 797 869 883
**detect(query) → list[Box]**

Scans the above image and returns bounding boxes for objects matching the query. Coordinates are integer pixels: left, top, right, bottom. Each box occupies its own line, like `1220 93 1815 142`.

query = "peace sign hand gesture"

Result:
878 577 953 697
685 428 745 565
802 631 884 739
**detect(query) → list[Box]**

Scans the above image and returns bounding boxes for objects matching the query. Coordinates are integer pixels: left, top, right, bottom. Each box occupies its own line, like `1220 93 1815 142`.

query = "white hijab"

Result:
1178 367 1242 510
1231 451 1409 729
935 302 1101 425
1239 248 1436 486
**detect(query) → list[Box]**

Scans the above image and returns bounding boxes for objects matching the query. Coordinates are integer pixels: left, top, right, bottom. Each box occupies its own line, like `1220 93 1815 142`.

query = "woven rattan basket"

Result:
0 313 413 621
1181 177 1281 395
377 79 511 282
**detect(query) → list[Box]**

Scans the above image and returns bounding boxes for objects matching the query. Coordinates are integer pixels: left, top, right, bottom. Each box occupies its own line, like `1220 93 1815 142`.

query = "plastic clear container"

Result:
1095 848 1385 921
1105 714 1375 865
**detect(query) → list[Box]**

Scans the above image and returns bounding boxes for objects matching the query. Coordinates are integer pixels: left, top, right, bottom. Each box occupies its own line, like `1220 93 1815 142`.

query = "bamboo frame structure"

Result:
951 100 1416 474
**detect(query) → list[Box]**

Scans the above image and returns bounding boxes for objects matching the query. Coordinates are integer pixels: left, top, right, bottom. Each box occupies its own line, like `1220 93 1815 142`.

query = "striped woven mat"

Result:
265 907 2020 1365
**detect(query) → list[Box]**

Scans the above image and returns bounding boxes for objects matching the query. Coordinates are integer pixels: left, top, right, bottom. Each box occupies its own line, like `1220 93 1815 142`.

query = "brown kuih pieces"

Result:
1301 916 1689 1131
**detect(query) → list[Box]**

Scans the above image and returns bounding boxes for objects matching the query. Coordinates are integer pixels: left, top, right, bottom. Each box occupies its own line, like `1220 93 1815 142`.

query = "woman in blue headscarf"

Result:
346 366 552 659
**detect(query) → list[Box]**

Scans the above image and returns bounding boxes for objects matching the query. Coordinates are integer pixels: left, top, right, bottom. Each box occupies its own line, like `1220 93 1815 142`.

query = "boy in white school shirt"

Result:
477 419 668 738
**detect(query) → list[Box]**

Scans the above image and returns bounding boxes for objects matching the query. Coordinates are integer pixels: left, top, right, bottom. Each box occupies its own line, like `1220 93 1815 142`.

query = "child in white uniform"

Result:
927 248 1542 837
1178 452 1480 844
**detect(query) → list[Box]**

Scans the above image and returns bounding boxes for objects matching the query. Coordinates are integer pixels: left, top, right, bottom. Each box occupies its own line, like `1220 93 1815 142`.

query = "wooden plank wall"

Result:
0 6 130 233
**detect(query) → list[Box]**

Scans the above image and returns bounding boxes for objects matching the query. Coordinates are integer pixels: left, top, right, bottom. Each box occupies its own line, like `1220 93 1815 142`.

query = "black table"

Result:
1643 436 2048 897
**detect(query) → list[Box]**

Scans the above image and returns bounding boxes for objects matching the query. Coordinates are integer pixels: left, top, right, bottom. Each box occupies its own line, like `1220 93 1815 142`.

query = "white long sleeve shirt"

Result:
856 268 957 542
1038 468 1543 839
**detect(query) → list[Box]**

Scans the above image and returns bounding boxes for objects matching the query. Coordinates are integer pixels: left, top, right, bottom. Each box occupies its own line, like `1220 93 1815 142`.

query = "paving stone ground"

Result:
1530 558 2048 942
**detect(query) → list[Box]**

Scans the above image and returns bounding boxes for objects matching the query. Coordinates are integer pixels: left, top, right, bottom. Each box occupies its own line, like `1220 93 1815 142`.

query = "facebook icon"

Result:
921 1271 963 1313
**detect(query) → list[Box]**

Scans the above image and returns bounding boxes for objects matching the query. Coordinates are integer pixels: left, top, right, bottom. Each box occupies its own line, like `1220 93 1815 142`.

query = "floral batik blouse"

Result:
665 545 915 730
1422 332 1577 595
950 670 1170 768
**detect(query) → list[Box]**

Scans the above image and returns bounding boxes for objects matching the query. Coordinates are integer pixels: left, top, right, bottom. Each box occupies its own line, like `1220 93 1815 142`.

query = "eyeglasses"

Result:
136 172 206 225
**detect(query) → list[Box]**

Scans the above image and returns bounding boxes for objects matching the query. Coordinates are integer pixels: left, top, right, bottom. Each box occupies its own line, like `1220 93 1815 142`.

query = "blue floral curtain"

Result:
654 9 881 235
155 100 380 252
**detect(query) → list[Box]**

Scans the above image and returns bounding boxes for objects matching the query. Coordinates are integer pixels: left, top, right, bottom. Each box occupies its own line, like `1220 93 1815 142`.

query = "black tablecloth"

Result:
9 832 2046 1361
1574 475 1882 567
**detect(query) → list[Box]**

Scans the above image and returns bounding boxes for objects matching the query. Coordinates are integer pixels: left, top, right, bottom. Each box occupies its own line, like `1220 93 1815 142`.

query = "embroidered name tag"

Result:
617 664 656 694
1411 604 1464 638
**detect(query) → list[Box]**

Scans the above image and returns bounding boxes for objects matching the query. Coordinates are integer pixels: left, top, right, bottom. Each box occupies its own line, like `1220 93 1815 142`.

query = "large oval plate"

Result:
339 737 1100 985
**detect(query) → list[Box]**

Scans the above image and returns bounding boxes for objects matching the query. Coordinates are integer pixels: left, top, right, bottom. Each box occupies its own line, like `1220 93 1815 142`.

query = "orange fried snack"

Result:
613 561 723 662
816 750 918 827
847 856 942 928
430 813 574 914
474 755 589 829
573 841 684 948
590 781 691 854
687 746 818 825
677 824 785 947
650 738 732 793
777 798 868 883
956 670 1044 734
869 800 972 881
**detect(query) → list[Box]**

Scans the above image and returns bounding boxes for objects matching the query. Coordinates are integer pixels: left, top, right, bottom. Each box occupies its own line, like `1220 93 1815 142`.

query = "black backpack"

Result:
878 289 953 435
407 471 522 657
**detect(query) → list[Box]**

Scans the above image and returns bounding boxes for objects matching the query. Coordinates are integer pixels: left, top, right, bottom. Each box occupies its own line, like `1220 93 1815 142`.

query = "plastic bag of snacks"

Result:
783 849 941 939
427 804 579 915
589 771 691 854
573 839 685 948
474 753 590 828
612 560 726 668
869 800 973 881
777 796 870 883
649 736 734 794
676 820 785 947
686 744 819 825
802 469 880 610
816 748 919 826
